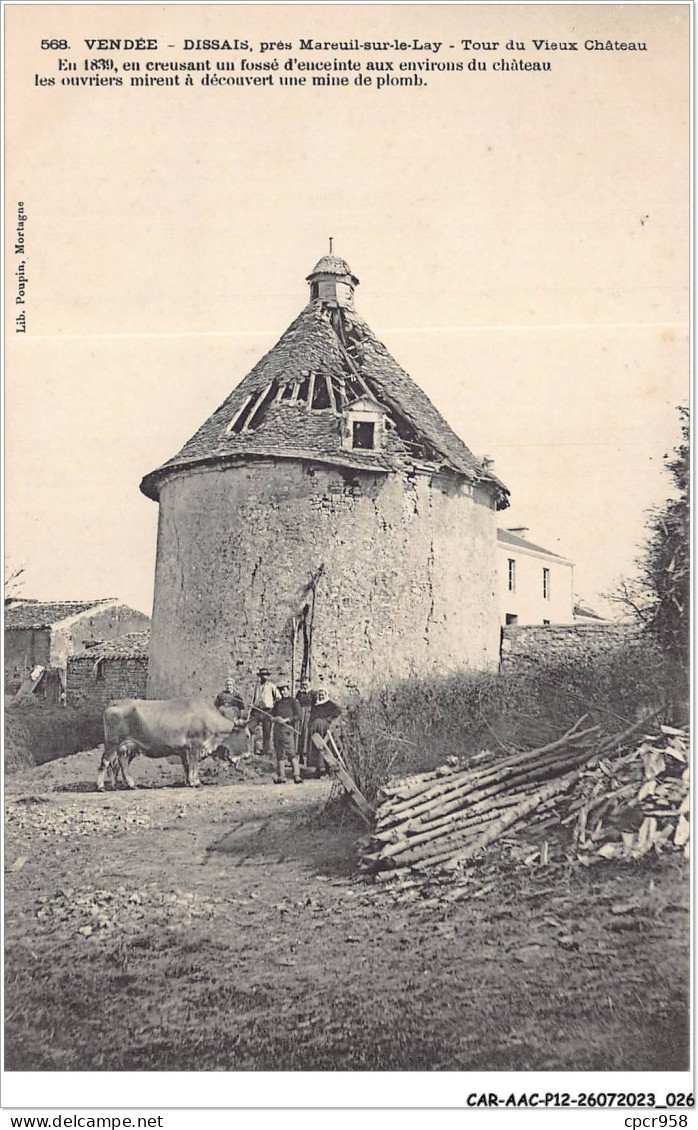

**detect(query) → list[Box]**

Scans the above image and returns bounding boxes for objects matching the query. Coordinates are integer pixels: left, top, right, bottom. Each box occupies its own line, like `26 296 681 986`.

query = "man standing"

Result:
251 667 280 757
272 683 303 784
214 676 245 722
296 677 314 765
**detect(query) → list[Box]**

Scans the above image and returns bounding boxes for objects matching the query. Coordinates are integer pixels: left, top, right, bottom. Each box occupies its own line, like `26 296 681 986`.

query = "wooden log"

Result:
381 717 596 811
592 710 661 757
378 819 502 869
379 766 486 822
376 806 505 860
379 741 594 832
379 766 467 803
376 782 543 856
377 771 501 830
378 806 518 861
399 729 597 817
372 784 537 845
378 763 461 799
442 772 580 870
311 734 374 825
410 816 531 871
414 785 538 834
381 791 551 861
378 783 539 848
452 719 597 779
326 731 346 767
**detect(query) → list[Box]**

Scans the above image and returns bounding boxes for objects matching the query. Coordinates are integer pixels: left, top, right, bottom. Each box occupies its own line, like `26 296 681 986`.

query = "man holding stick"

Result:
272 682 303 784
250 667 280 757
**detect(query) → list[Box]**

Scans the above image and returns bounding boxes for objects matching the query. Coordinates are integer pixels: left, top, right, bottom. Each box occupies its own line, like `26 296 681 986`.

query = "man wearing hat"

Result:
272 682 303 784
251 668 280 757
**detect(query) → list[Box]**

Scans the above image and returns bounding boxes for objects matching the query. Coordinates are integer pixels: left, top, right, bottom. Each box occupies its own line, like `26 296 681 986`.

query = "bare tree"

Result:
610 406 689 714
4 561 26 604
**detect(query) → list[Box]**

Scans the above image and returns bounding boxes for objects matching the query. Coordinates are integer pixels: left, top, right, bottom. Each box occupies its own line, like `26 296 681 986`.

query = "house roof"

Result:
573 603 605 621
140 258 510 509
4 599 118 631
497 528 572 562
73 629 150 659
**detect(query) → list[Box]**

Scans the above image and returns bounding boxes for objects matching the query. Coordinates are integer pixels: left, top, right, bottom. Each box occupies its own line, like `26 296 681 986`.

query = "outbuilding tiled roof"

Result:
73 630 150 659
141 259 510 509
5 599 117 630
497 528 571 562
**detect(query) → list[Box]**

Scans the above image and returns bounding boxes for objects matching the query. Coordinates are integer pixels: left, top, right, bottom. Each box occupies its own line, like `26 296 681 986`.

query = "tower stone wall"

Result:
146 457 500 703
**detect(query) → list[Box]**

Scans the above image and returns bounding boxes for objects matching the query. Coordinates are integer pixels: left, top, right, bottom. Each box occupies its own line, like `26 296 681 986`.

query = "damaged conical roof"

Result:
140 258 509 509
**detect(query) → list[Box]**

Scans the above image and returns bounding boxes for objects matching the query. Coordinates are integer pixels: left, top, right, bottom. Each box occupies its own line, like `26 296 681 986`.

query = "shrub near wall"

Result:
5 701 104 773
338 641 668 801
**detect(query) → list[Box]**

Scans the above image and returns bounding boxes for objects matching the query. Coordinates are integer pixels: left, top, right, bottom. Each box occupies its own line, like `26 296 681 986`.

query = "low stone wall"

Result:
500 622 638 671
67 654 148 712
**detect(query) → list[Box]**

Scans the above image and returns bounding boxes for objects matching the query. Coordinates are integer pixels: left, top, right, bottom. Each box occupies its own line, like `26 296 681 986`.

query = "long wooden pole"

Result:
378 739 596 831
442 772 579 870
380 724 599 822
380 718 596 805
291 617 297 698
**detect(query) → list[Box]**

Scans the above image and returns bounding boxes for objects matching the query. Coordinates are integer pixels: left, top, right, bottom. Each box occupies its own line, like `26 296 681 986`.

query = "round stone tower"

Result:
141 253 509 701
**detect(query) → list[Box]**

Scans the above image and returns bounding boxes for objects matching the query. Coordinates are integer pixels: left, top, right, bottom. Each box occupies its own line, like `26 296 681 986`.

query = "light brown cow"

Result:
97 697 250 790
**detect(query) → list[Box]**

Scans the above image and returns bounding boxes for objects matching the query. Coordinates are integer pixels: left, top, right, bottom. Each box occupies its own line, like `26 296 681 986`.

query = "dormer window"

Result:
352 421 375 450
341 395 386 454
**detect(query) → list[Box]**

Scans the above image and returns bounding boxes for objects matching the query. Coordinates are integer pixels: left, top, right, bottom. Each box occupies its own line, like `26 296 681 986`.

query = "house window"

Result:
352 420 375 450
507 559 516 593
505 613 518 626
543 568 551 600
543 619 550 626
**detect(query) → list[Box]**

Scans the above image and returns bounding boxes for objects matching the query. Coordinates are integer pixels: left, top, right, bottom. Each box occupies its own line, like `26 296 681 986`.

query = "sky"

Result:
5 4 689 617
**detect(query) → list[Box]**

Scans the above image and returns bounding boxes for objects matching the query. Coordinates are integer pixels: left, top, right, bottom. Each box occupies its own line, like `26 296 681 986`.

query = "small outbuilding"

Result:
4 599 150 700
67 630 150 712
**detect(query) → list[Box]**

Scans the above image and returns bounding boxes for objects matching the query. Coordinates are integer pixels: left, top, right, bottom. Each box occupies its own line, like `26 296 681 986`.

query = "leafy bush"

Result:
4 700 103 773
337 641 669 801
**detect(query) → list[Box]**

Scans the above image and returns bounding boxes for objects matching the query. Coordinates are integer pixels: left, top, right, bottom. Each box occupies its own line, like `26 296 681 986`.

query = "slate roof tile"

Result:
497 528 571 561
5 599 117 630
72 630 150 659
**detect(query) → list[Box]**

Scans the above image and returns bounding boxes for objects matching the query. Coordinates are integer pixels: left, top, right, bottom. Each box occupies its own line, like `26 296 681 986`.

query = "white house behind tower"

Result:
497 527 574 626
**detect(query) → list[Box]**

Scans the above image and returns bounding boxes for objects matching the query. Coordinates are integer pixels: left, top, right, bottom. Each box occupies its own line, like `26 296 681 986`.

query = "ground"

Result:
5 748 690 1072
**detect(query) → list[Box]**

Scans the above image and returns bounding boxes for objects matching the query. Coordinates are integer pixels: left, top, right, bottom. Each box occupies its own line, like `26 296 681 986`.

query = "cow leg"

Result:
96 746 114 791
182 743 203 787
118 742 138 790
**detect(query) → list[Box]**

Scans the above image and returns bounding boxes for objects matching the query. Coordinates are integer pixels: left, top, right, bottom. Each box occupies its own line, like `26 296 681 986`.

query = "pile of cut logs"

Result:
361 715 657 879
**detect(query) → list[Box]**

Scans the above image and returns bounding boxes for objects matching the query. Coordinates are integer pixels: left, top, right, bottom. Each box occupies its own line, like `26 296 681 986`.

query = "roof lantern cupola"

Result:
306 238 359 307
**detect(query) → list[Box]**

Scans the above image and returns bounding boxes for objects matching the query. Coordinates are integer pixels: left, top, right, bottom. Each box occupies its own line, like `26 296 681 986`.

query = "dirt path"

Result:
5 749 690 1071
